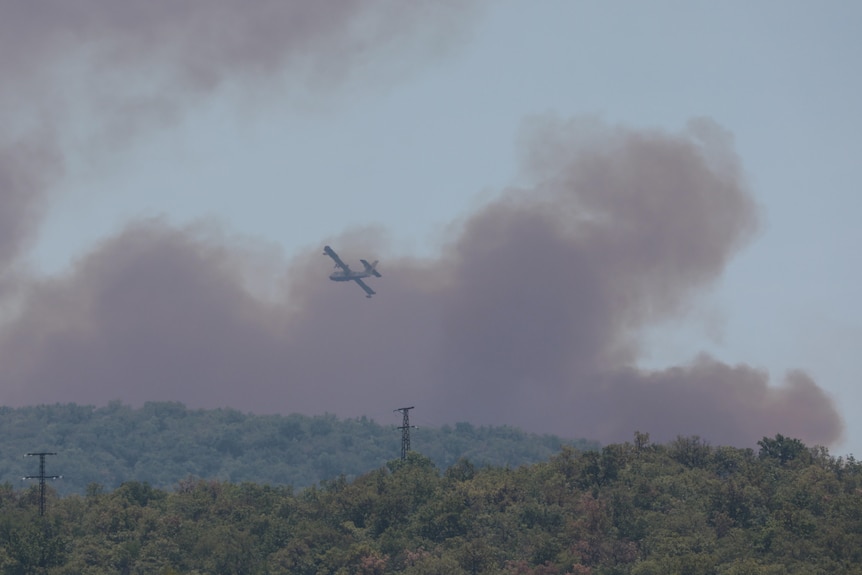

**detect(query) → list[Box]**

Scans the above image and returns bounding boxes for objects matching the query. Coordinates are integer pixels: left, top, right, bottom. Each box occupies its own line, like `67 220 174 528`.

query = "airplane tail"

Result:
361 259 382 277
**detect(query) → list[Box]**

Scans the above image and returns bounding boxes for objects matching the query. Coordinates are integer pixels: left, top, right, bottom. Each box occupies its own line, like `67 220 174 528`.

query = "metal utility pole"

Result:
394 406 415 461
23 452 62 516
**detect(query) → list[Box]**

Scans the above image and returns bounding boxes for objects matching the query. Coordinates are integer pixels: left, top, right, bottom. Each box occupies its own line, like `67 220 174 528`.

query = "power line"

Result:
23 452 62 516
394 406 415 461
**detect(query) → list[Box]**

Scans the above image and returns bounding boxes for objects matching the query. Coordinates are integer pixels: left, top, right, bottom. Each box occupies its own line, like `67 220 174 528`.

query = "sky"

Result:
1 1 860 456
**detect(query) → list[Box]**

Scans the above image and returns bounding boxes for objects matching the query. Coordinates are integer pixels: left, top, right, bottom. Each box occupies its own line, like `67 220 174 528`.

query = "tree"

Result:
757 435 808 465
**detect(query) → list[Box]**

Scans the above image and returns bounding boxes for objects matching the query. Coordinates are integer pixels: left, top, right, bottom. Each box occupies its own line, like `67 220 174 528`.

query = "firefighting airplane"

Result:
323 245 382 298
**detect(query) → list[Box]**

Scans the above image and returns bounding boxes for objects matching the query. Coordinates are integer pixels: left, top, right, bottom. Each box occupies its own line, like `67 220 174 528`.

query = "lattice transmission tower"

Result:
394 406 415 461
23 452 62 516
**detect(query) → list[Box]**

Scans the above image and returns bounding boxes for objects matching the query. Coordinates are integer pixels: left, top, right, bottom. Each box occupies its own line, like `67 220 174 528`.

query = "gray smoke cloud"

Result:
0 117 844 447
0 1 479 108
0 2 844 447
0 137 61 272
0 0 481 270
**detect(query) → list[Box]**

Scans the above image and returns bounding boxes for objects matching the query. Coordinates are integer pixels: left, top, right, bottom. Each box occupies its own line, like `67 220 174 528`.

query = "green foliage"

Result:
0 403 597 495
757 434 809 465
0 434 860 573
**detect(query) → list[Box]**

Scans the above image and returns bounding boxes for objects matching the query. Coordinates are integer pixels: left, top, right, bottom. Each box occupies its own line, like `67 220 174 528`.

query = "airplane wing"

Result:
323 245 350 272
353 278 375 297
360 259 382 278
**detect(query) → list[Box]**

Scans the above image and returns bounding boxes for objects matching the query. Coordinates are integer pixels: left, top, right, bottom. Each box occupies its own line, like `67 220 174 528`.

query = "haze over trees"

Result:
0 432 859 574
0 402 594 496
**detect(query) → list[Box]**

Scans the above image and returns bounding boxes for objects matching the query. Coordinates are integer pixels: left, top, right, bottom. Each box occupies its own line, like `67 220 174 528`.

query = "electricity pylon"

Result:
394 406 415 461
23 452 62 516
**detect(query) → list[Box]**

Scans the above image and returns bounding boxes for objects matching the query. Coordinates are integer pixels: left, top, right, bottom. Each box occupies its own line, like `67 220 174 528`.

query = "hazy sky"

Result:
2 1 860 455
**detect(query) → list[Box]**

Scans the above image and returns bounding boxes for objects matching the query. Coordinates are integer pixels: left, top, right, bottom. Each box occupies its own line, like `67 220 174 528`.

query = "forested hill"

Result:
0 402 596 495
0 435 860 573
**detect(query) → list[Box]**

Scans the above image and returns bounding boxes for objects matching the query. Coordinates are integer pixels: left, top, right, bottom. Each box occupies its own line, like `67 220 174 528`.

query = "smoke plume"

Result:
0 118 844 447
0 3 844 447
0 0 481 271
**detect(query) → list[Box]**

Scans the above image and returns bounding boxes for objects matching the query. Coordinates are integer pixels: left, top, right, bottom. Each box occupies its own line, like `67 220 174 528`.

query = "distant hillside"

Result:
1 433 859 573
0 402 597 495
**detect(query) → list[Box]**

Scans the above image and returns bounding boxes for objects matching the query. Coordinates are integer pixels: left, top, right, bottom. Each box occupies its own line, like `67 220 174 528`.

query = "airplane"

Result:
323 245 382 298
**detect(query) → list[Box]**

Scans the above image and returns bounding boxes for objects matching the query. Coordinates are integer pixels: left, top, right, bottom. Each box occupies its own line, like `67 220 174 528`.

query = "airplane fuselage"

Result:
329 272 372 281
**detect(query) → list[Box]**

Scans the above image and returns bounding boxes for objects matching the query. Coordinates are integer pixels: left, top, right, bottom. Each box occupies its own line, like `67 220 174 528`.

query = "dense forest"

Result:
0 403 596 495
0 433 860 574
